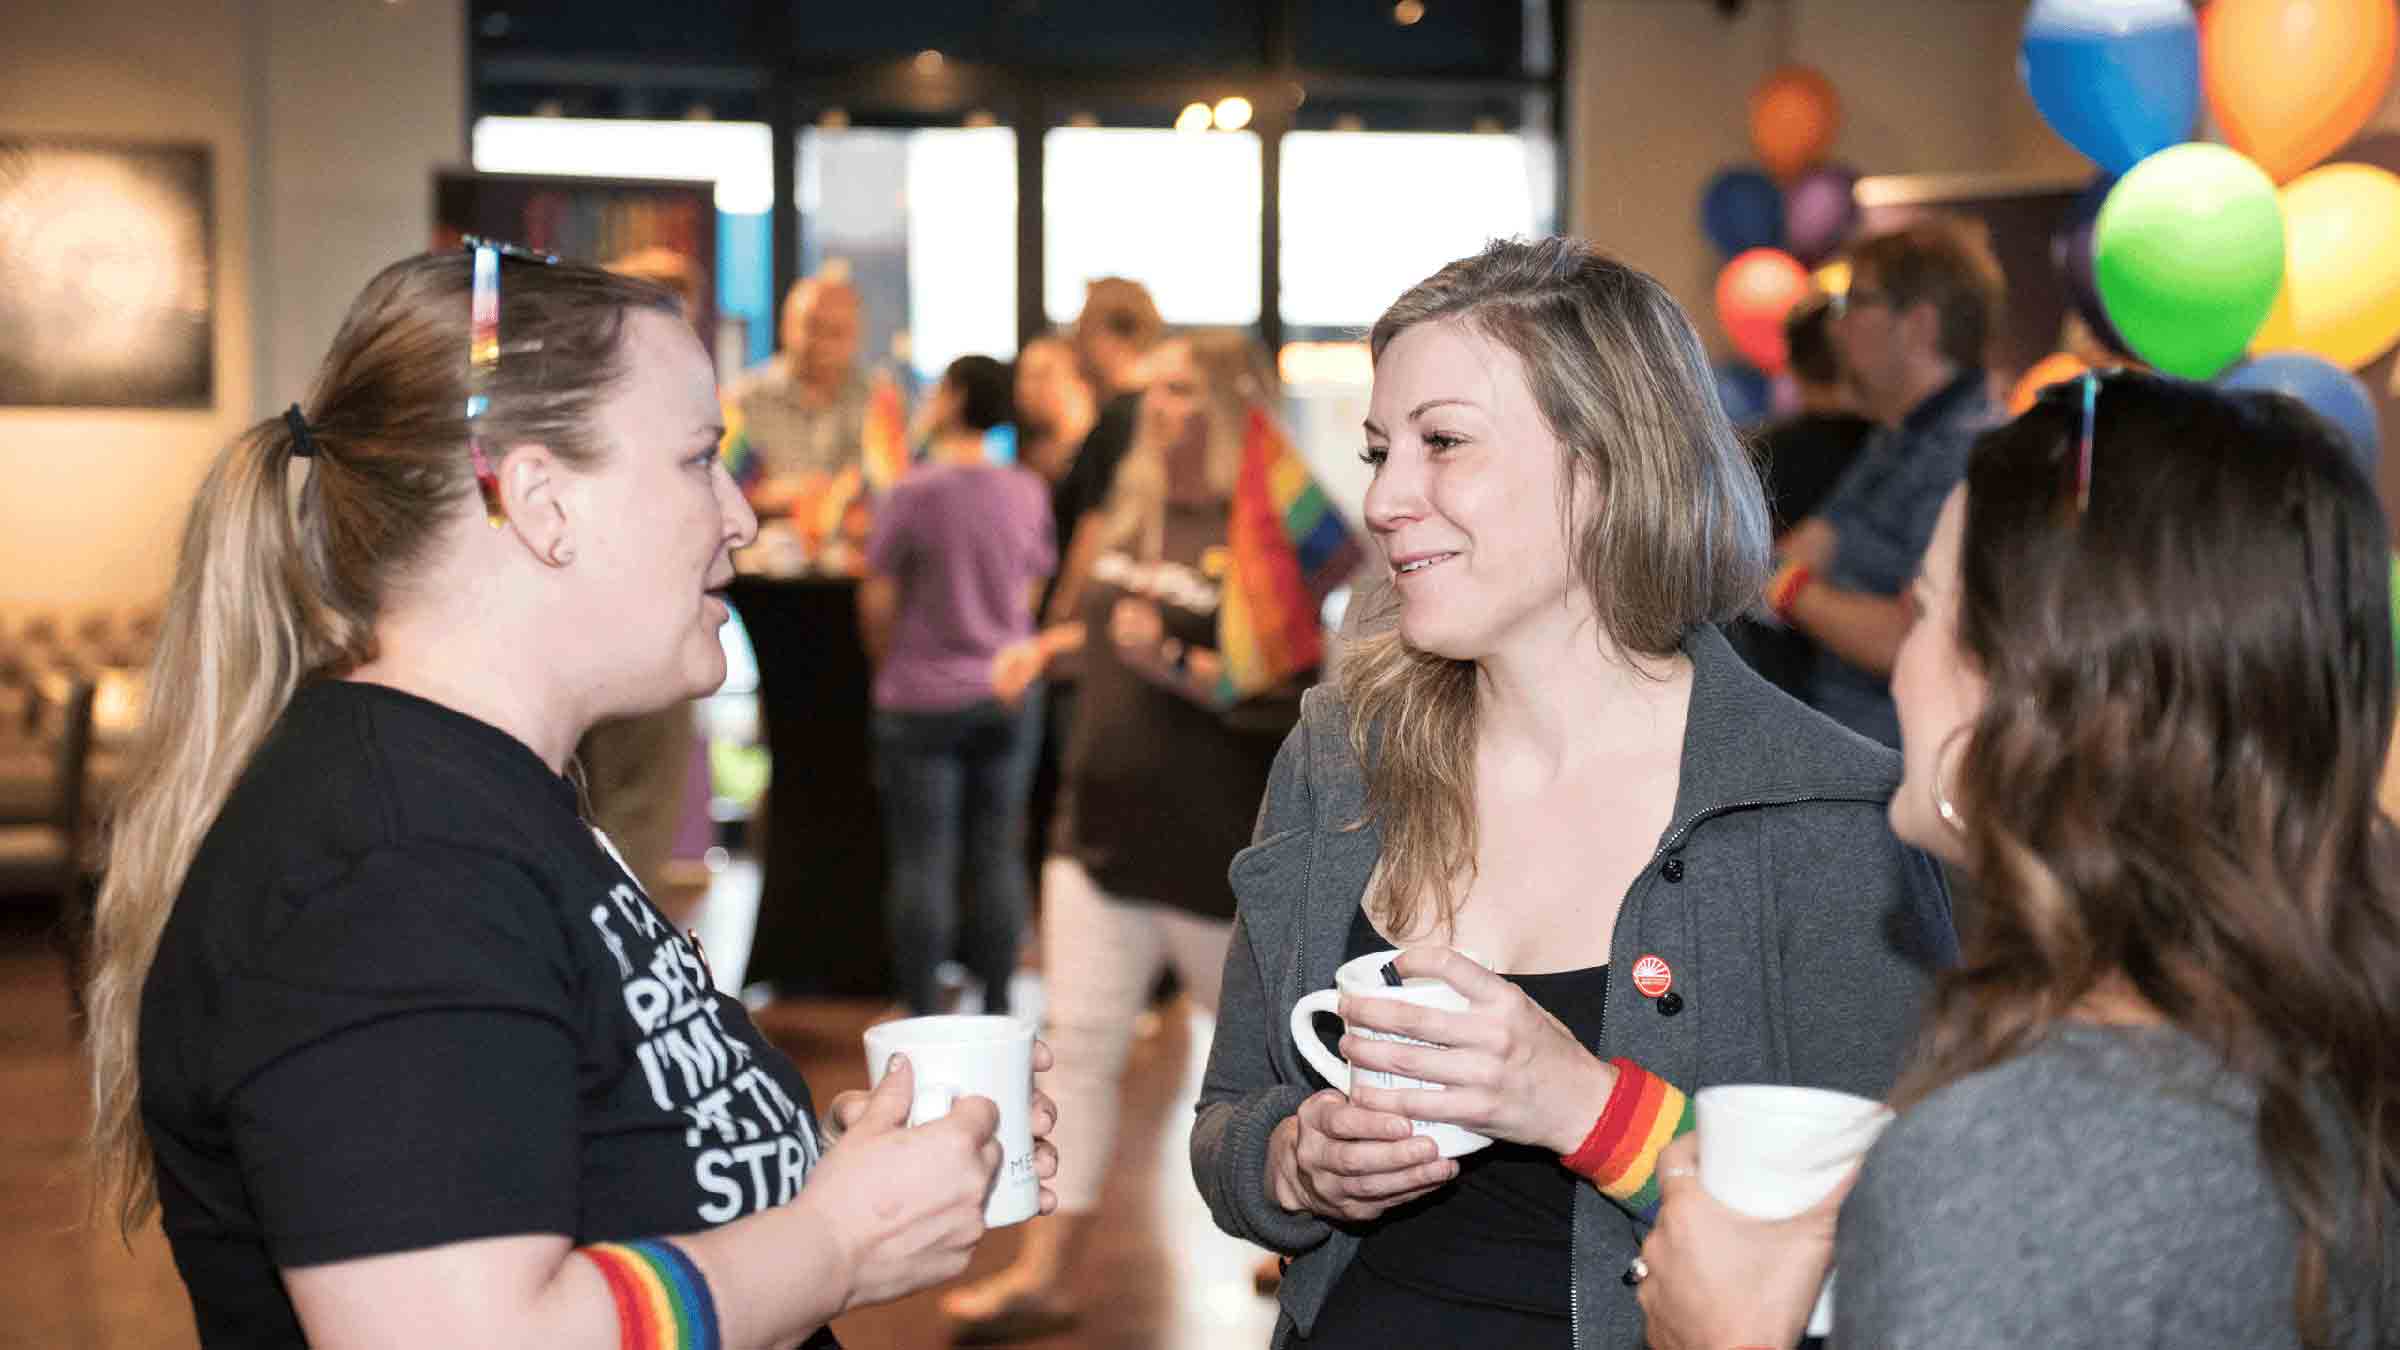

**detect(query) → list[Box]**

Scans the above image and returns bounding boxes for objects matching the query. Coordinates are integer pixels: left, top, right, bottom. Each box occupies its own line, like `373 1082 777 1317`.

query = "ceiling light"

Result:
914 49 945 75
1393 0 1426 25
1213 96 1253 132
1176 102 1213 133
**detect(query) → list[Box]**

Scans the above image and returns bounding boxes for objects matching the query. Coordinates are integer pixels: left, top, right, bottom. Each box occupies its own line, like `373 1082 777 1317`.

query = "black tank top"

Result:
1303 906 1609 1343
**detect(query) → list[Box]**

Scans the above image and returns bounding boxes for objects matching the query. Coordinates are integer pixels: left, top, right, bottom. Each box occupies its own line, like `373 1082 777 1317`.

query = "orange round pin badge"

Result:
1631 954 1673 999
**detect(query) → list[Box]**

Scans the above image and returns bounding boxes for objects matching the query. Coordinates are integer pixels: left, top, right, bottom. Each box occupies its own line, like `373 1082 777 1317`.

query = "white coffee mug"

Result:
1692 1083 1893 1336
862 1014 1041 1227
1288 950 1493 1159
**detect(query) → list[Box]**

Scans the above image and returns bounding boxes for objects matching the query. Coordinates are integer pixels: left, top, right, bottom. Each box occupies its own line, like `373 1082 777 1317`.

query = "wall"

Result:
0 0 459 617
1572 0 2087 330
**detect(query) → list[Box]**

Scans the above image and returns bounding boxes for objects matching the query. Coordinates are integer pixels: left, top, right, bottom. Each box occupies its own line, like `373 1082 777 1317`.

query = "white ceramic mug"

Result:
1692 1083 1894 1336
1287 950 1493 1159
862 1014 1040 1227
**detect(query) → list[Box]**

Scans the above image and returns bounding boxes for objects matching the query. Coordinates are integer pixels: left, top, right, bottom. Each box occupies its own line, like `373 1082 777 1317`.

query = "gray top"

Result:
1192 625 1958 1348
1837 1022 2394 1349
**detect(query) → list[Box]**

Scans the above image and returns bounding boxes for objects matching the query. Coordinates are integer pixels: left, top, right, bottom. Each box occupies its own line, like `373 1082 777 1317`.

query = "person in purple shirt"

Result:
860 354 1056 1016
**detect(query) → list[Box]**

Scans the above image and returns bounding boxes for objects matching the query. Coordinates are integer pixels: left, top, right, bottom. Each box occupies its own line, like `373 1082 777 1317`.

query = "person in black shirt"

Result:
1727 295 1874 702
84 249 1055 1349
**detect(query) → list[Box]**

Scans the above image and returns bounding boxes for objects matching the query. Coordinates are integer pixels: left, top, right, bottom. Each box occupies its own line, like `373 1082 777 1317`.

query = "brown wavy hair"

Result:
85 251 677 1236
1343 237 1772 935
1895 373 2400 1346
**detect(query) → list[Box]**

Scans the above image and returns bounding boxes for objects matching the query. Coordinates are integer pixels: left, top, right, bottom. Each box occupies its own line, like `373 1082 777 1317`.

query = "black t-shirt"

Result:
1055 499 1301 918
1050 391 1141 557
1305 907 1608 1344
139 681 837 1349
1757 411 1875 530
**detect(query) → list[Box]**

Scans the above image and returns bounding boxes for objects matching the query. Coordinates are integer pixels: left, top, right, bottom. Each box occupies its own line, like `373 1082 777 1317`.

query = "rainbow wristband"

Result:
1766 560 1815 625
1558 1057 1695 1223
579 1240 722 1350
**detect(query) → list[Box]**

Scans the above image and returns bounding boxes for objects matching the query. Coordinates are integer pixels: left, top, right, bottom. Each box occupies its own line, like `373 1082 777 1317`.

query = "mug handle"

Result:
908 1082 961 1127
1288 989 1351 1093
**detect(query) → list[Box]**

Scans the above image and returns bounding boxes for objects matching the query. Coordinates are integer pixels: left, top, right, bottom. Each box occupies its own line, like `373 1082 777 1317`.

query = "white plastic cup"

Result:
862 1014 1040 1227
1693 1083 1892 1335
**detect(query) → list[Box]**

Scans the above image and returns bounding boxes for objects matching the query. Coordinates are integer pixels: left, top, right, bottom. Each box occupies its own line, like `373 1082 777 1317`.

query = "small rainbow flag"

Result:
718 392 762 490
861 368 912 494
1215 406 1363 703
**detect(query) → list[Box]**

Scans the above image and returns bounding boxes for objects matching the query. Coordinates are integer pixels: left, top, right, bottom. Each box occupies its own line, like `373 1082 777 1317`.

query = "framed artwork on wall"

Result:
0 139 214 408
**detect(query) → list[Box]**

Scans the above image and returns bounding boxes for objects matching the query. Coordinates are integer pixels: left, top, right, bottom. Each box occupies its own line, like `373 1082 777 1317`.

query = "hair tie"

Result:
284 404 321 459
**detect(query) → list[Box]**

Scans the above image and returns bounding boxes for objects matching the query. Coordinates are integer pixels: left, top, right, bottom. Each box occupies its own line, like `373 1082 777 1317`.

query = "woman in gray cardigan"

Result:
1189 238 1956 1349
1635 375 2400 1348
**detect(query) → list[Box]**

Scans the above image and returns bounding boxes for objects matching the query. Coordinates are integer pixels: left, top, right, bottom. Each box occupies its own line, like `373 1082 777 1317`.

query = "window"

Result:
1043 127 1262 328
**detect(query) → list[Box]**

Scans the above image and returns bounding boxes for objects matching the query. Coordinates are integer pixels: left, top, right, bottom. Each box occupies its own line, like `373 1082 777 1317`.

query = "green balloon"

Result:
2094 143 2285 380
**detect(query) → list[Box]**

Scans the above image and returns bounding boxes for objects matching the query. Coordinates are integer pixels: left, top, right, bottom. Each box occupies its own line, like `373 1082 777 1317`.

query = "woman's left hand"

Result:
1635 1135 1847 1350
828 1041 1062 1215
1338 947 1616 1153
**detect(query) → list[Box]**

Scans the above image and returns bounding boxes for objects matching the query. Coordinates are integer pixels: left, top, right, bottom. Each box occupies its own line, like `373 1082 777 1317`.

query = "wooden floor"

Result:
0 907 1280 1349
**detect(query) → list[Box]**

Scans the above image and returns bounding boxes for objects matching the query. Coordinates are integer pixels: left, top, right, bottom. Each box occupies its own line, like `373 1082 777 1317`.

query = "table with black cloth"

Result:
724 574 889 997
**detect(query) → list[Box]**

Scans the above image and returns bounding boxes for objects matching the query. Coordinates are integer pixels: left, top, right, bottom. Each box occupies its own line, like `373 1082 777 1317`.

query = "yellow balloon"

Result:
1812 260 1851 297
2251 163 2400 369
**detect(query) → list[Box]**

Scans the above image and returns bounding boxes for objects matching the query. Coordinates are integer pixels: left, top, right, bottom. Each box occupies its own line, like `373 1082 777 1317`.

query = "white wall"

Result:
1572 0 2087 332
0 0 459 616
1 0 254 615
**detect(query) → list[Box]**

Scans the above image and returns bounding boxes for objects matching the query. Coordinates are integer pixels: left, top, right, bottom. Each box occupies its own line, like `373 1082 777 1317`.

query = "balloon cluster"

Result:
1703 65 1855 423
2020 0 2396 464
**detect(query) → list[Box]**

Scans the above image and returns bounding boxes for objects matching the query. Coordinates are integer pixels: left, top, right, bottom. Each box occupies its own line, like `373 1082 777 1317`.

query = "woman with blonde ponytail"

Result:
1192 238 1956 1348
90 248 1054 1350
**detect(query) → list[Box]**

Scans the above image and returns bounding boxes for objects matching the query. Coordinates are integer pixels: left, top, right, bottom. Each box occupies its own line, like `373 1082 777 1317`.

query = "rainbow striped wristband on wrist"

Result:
579 1239 721 1350
1558 1057 1695 1223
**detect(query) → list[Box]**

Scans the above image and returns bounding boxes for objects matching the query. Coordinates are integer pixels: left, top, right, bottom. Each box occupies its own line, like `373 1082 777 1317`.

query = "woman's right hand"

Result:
799 1055 1003 1312
1266 1089 1458 1224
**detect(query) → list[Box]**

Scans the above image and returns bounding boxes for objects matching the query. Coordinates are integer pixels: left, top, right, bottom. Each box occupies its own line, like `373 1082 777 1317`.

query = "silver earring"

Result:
549 543 575 566
1931 727 1969 834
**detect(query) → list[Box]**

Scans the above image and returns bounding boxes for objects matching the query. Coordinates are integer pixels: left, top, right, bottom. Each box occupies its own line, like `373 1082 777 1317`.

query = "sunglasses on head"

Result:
460 234 559 528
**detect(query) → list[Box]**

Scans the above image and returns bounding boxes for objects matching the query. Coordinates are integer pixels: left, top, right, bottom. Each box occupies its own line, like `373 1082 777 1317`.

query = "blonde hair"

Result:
85 252 675 1235
1094 329 1278 561
1345 237 1771 935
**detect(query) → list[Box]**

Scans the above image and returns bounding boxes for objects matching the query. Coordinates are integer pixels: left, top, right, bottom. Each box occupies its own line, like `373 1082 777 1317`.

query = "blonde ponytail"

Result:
83 249 675 1234
86 415 348 1233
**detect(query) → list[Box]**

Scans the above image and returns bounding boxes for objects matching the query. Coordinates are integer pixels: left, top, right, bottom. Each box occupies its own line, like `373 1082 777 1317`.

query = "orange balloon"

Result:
1749 66 1842 181
2008 352 2089 416
1715 249 1813 374
2202 0 2399 183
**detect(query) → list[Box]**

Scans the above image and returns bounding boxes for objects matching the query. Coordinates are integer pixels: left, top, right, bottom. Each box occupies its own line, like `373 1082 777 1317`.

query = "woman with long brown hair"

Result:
1190 236 1957 1348
941 329 1308 1339
86 247 1054 1348
1636 372 2400 1347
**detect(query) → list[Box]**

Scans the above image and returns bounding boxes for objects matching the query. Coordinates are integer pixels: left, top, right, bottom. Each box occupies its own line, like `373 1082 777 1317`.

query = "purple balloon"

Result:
1784 165 1860 266
2051 175 2132 358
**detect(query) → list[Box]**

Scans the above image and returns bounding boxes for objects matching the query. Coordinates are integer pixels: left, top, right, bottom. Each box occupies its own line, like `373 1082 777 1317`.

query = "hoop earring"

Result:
1931 726 1970 835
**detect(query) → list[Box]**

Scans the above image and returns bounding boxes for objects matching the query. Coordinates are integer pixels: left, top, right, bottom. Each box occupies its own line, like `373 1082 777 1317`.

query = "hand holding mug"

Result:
1635 1134 1852 1350
826 1039 1060 1214
1266 1089 1457 1224
1337 946 1617 1154
799 1054 1002 1312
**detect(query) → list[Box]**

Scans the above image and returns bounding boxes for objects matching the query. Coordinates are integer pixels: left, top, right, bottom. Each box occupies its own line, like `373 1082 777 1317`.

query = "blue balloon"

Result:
2219 353 2382 472
1701 169 1785 258
2020 0 2199 176
1714 360 1772 429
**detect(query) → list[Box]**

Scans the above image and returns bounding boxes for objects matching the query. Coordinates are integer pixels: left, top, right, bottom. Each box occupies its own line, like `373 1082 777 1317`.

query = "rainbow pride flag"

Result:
1215 406 1363 703
861 368 912 494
